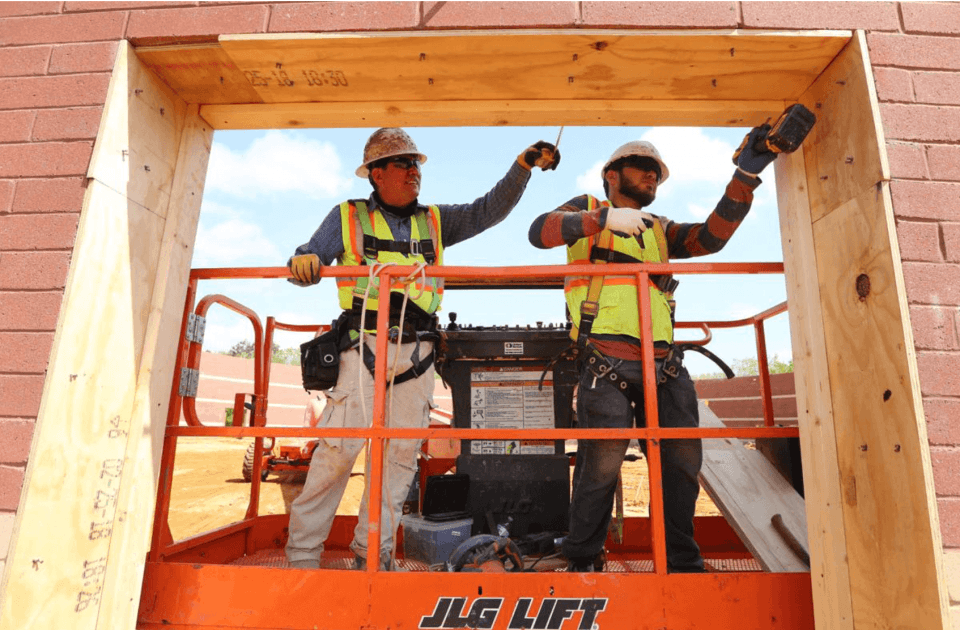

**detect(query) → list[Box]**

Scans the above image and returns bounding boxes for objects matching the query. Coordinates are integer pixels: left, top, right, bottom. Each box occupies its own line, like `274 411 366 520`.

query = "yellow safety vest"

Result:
336 200 444 316
564 196 674 343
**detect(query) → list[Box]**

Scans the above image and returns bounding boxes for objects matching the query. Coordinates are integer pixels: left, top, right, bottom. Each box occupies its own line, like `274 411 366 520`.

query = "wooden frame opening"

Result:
0 30 948 630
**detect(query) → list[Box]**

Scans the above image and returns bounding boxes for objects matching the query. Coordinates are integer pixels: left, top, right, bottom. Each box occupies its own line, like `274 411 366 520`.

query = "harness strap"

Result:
359 335 436 387
354 201 438 265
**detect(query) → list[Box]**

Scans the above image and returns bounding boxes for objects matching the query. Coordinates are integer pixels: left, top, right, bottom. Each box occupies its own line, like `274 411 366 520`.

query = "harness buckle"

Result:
581 301 599 317
409 240 421 256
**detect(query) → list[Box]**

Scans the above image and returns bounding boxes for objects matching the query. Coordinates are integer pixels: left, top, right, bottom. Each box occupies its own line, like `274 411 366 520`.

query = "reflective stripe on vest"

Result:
564 196 674 343
336 200 444 315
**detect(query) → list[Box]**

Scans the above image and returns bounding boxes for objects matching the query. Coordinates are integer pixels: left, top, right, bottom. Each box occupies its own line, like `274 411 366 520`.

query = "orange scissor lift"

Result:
137 260 813 630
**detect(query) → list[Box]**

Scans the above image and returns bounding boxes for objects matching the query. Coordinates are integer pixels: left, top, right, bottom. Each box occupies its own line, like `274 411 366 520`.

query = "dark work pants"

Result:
562 354 704 572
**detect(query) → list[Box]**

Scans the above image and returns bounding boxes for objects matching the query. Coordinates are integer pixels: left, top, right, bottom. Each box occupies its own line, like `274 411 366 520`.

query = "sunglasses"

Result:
618 156 662 180
382 156 422 170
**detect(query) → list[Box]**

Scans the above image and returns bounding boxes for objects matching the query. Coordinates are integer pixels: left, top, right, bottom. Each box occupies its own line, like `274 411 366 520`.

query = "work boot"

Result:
289 558 320 569
353 552 407 572
566 557 596 572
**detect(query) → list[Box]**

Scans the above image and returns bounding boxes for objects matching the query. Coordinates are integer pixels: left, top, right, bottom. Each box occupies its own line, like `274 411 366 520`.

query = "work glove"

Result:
518 141 561 171
734 125 778 176
288 253 321 286
605 208 655 237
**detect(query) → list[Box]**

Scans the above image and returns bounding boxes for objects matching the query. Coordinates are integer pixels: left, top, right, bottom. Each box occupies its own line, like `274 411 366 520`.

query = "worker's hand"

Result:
518 141 561 171
735 125 778 176
288 254 321 286
605 208 655 237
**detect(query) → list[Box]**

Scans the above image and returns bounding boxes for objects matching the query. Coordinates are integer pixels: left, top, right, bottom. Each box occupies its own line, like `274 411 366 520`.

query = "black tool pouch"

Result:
300 319 343 392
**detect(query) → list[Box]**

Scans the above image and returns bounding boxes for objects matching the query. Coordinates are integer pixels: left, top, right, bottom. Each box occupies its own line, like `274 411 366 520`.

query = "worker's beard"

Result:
618 181 656 208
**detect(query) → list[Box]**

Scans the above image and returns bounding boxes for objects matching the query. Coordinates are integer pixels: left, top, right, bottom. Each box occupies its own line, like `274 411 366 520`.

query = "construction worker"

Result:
528 129 777 572
285 128 559 570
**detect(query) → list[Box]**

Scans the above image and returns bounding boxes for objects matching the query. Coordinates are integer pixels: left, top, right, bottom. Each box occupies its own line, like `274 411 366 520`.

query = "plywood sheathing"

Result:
137 30 850 129
777 32 948 629
0 42 212 630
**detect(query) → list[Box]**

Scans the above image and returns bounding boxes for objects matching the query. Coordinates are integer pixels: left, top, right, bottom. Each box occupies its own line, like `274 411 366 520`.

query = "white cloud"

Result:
206 131 353 200
640 128 735 191
194 217 281 266
687 202 711 219
575 159 606 197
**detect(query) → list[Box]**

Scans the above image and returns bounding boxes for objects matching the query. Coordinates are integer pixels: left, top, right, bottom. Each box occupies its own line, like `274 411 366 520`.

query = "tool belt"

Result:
300 313 353 392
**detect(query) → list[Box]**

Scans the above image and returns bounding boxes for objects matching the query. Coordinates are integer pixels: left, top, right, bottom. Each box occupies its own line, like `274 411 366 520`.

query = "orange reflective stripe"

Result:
566 277 659 289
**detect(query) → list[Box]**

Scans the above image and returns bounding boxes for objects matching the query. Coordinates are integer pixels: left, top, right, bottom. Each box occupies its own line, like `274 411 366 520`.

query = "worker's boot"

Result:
353 552 407 572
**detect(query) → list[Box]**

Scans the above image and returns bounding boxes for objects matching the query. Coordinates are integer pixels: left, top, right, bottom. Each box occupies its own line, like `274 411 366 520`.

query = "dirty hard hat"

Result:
355 128 428 178
602 140 670 183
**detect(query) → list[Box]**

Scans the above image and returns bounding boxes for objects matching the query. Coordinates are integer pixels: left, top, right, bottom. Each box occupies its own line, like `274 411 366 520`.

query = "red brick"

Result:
886 142 928 179
0 375 44 417
0 2 62 18
12 177 86 213
0 46 51 78
924 397 960 446
910 305 959 350
880 104 960 143
932 447 960 496
0 214 79 251
0 12 126 45
32 107 102 142
581 1 736 27
918 351 960 396
0 182 12 215
929 145 960 181
897 220 943 263
425 1 579 28
0 420 35 465
890 180 960 221
869 33 960 71
271 2 419 32
945 223 960 263
0 466 24 511
742 1 900 30
0 74 111 110
0 333 54 373
872 67 914 103
902 262 960 306
0 291 63 330
0 142 92 178
48 41 118 74
0 252 71 290
938 497 960 547
0 111 36 144
913 71 960 106
903 1 960 36
64 1 196 10
126 4 267 42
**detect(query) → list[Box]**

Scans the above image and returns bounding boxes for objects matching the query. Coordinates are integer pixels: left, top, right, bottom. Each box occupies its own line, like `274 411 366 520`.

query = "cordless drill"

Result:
732 103 817 164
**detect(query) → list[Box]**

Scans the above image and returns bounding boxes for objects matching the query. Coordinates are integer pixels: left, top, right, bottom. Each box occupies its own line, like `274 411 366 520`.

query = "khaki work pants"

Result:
285 336 434 566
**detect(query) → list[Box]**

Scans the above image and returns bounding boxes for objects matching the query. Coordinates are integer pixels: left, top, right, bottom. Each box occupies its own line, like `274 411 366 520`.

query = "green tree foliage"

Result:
224 340 301 366
693 354 793 380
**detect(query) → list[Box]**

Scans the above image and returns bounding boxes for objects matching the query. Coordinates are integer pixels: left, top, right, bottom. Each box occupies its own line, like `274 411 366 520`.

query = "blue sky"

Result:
193 125 792 377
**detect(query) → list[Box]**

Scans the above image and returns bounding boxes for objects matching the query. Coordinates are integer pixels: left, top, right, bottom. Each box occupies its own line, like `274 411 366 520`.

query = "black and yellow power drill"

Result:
733 103 817 165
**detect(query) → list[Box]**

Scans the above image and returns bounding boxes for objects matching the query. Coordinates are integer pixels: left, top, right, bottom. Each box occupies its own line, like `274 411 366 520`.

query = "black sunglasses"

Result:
616 156 662 180
382 156 421 170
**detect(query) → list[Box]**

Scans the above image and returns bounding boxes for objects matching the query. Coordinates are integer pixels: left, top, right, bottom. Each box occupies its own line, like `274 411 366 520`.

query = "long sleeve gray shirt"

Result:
294 162 531 265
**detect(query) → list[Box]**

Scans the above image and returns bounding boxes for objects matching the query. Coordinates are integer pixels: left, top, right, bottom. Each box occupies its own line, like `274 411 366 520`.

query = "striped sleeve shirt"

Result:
528 169 761 256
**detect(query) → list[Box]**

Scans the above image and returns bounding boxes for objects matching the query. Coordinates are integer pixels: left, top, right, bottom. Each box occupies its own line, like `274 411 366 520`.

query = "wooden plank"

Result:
199 98 788 130
813 180 948 628
777 140 854 630
795 35 889 223
698 402 809 572
0 43 195 630
96 104 212 630
137 43 264 105
212 30 848 105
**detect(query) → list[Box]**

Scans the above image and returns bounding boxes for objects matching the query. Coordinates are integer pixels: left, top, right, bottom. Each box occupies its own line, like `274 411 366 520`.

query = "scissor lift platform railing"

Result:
138 262 812 630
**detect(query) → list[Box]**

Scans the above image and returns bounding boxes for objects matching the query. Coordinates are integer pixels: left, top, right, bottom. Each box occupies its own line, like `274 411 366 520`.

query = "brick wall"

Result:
0 0 957 602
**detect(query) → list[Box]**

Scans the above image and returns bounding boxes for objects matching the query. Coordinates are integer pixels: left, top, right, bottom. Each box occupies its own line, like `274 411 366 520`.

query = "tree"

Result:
693 354 793 380
223 340 300 366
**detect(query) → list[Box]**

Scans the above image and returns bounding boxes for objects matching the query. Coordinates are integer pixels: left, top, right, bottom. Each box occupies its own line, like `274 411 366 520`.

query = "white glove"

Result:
605 207 655 237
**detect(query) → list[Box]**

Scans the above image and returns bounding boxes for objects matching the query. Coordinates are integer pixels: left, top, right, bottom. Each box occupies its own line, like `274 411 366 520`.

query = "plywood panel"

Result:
206 31 849 105
137 43 263 105
775 147 854 630
200 98 788 130
698 402 809 572
813 181 947 629
0 43 197 630
795 35 889 223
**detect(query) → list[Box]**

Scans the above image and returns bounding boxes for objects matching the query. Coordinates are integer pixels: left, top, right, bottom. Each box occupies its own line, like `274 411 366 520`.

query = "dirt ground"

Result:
168 437 720 542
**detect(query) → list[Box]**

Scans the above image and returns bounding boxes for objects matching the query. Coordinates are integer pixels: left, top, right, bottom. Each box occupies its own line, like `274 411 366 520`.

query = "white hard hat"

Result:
602 140 669 183
355 128 428 178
